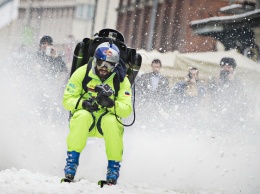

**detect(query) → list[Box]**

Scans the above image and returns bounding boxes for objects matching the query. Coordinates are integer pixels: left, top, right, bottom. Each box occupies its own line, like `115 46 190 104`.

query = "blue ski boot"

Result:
64 151 80 181
106 160 121 185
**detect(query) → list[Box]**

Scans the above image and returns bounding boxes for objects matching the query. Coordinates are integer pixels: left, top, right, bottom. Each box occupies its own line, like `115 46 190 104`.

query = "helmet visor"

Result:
96 59 116 71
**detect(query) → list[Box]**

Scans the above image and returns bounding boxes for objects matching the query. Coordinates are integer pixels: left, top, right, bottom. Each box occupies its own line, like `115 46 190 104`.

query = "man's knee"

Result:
69 110 94 132
102 114 117 125
101 114 123 134
67 110 94 152
71 110 93 122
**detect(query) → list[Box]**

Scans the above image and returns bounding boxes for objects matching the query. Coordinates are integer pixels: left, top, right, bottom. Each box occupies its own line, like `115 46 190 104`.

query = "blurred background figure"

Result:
208 57 239 98
135 59 169 103
207 57 248 127
134 59 170 127
172 67 206 113
33 35 69 124
37 35 68 75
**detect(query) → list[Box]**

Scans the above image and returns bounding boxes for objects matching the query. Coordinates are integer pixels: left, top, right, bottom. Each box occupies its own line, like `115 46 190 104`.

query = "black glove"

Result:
96 95 115 108
82 99 99 112
94 84 115 108
95 84 114 97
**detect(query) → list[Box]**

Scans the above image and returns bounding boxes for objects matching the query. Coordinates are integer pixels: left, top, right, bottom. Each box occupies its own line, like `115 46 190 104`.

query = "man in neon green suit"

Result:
62 42 132 184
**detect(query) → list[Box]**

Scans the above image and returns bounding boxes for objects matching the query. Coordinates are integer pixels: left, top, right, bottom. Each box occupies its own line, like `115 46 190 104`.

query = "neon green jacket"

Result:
63 63 132 118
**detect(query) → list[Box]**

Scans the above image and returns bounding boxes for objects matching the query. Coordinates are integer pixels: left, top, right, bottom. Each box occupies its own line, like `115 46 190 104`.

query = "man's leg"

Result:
99 113 124 184
64 110 94 180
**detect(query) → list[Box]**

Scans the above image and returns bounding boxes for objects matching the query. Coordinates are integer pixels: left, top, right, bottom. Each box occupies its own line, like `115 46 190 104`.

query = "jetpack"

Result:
70 28 142 86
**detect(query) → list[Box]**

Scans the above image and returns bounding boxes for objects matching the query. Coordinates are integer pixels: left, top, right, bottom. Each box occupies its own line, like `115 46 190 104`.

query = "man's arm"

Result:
62 66 86 111
107 77 132 118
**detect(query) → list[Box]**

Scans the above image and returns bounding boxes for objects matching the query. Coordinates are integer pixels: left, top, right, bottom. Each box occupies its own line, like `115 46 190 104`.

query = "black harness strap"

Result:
89 113 96 132
74 91 86 110
82 59 93 92
113 75 120 98
74 60 93 110
97 110 109 135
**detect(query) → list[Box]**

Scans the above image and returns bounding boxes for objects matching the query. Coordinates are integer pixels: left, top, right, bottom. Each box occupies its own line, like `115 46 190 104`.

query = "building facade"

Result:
16 0 119 45
191 0 260 61
116 0 260 58
0 0 119 64
116 0 231 52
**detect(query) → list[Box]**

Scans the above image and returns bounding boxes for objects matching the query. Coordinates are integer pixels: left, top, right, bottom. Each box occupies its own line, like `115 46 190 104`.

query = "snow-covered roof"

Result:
220 3 255 14
220 4 243 12
190 9 260 26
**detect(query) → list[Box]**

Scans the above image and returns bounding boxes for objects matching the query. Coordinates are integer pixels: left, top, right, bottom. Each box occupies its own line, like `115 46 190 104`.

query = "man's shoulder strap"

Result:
82 59 120 97
82 59 93 93
113 75 120 97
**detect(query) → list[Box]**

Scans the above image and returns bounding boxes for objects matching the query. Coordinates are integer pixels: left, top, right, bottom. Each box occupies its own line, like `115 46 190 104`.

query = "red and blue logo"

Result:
103 49 113 56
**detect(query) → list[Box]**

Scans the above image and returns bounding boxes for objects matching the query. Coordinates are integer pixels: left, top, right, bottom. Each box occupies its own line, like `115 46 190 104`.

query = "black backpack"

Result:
70 28 142 95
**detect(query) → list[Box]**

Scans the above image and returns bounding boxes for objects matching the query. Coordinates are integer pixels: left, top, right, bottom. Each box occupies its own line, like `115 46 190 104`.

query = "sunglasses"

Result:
96 59 116 71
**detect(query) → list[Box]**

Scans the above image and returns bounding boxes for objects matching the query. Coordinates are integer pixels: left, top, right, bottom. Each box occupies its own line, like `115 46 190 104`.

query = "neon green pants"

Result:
66 110 124 161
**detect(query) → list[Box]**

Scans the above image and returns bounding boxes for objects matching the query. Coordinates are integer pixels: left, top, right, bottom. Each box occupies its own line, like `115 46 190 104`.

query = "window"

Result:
75 4 94 20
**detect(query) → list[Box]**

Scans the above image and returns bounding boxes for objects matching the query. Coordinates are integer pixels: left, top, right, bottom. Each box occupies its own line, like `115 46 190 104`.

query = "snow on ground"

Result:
1 127 259 194
0 168 181 194
0 53 260 194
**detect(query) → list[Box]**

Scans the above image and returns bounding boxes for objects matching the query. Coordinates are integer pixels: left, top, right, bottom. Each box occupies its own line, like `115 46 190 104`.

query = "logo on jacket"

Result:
88 87 95 92
68 83 76 89
125 91 131 96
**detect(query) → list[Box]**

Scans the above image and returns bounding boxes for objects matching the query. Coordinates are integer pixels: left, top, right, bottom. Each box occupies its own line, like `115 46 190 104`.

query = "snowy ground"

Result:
0 55 260 194
1 126 259 194
0 168 180 194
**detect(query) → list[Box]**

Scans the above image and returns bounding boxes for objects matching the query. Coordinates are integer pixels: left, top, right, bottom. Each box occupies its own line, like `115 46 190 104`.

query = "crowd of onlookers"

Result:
134 57 249 130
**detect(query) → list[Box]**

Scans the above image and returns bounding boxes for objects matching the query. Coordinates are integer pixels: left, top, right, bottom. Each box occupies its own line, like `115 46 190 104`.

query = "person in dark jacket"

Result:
135 59 169 102
208 57 241 102
37 35 68 75
35 36 68 121
207 57 247 127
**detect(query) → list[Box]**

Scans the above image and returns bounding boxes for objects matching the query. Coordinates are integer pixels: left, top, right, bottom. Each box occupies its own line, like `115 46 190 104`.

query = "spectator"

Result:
135 59 169 102
207 57 247 126
208 57 239 99
172 67 206 109
35 36 68 122
37 35 68 75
